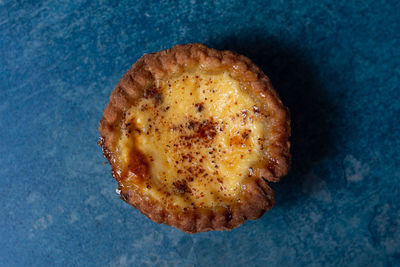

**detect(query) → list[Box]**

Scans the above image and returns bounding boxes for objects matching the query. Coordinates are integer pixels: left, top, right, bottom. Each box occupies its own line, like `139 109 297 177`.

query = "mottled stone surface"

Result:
1 0 399 266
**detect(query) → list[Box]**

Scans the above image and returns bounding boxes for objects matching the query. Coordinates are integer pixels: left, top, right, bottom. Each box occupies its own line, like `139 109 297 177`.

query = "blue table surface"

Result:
1 0 399 266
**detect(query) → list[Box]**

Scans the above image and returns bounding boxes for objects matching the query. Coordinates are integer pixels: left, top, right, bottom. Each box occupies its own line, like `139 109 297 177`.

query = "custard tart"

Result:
99 43 290 233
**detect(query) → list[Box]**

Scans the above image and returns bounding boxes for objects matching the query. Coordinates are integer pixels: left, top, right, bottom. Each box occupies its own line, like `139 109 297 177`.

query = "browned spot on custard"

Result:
195 102 204 112
177 119 218 143
241 129 251 140
123 148 150 186
229 129 251 147
172 180 192 194
198 119 217 139
118 119 150 188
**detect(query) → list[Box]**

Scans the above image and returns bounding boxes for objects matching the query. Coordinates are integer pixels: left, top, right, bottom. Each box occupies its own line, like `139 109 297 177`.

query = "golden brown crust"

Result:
99 43 290 233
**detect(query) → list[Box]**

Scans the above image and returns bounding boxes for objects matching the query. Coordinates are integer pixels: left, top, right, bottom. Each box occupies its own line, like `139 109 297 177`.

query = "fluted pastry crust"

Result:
99 43 290 233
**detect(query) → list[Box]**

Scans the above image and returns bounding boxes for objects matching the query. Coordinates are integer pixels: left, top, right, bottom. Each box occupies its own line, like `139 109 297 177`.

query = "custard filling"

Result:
116 71 271 208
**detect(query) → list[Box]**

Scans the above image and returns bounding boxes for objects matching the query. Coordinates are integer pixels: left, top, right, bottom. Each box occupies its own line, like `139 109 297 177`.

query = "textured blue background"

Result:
1 0 399 266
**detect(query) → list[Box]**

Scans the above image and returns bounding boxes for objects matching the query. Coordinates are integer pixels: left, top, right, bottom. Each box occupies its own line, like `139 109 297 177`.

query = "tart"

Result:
99 43 290 233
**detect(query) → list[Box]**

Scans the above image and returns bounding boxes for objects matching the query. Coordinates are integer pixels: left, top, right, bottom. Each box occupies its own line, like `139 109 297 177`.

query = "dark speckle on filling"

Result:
172 180 192 194
175 119 218 142
198 120 217 139
195 102 204 112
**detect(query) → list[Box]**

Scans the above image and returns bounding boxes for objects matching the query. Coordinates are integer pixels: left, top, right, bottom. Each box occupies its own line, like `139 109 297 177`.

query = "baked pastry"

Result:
99 43 290 233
